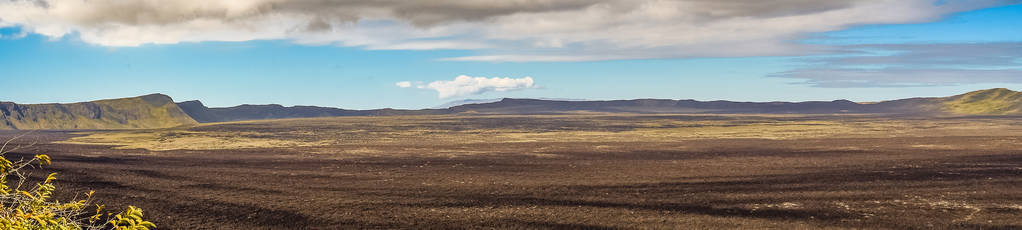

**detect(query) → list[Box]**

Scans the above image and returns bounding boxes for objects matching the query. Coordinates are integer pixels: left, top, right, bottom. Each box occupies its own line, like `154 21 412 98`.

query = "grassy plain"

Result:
5 114 1022 229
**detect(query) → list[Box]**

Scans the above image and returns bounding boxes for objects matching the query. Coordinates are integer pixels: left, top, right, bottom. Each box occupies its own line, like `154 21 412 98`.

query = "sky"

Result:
0 0 1020 109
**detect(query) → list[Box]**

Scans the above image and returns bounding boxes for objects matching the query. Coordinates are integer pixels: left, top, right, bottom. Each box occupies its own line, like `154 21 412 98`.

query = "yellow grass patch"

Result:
53 114 1022 153
57 130 330 151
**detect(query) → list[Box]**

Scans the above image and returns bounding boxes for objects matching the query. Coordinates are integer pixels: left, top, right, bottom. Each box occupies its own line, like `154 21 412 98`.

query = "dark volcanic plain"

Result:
2 114 1022 229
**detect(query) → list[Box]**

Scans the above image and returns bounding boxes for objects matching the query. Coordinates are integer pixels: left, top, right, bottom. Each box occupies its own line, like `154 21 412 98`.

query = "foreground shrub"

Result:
0 135 155 229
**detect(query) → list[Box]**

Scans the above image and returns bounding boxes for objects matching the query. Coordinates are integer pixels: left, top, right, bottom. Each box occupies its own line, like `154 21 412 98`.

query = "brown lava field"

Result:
2 114 1022 229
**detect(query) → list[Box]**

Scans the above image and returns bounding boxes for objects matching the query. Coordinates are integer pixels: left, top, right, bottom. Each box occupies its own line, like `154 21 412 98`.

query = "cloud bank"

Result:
774 42 1022 87
400 75 536 99
0 0 1014 61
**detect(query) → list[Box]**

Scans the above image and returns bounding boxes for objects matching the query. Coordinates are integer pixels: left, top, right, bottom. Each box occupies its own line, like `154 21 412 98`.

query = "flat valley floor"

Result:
3 114 1022 229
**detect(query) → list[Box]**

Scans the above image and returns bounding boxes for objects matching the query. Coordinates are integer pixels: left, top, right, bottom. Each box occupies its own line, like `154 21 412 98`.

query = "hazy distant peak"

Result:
432 98 503 109
237 104 286 108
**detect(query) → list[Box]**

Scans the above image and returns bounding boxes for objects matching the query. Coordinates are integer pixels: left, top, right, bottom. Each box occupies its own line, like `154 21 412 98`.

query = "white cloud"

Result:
403 75 536 99
0 0 1012 61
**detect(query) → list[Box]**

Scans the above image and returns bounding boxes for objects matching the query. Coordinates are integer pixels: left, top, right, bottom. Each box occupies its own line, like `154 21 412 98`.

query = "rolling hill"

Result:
0 94 197 130
941 88 1022 115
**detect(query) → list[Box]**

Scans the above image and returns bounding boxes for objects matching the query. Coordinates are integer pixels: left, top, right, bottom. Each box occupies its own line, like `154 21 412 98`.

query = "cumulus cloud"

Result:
0 0 1014 61
401 75 536 99
774 42 1022 87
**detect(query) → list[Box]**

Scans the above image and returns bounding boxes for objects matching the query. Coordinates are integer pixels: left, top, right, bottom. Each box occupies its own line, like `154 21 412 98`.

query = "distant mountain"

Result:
431 99 503 109
0 94 197 130
177 100 445 123
447 98 868 114
2 88 1018 129
179 88 1022 124
851 88 1022 115
433 98 588 109
449 89 1022 116
177 101 360 123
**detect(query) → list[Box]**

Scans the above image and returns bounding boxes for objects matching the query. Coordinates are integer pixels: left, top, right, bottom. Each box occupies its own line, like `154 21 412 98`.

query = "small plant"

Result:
0 132 155 229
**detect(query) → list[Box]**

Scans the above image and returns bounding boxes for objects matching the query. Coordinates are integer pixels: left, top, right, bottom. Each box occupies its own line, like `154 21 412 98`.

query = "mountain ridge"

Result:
177 100 446 123
2 88 1019 129
177 88 1022 123
0 94 197 130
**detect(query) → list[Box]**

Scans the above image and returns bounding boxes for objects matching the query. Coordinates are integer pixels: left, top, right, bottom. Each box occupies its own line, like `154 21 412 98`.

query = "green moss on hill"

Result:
0 94 197 130
942 88 1022 115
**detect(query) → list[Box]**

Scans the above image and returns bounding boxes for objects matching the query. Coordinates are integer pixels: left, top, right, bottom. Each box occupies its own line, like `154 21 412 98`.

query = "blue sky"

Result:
1 1 1020 109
